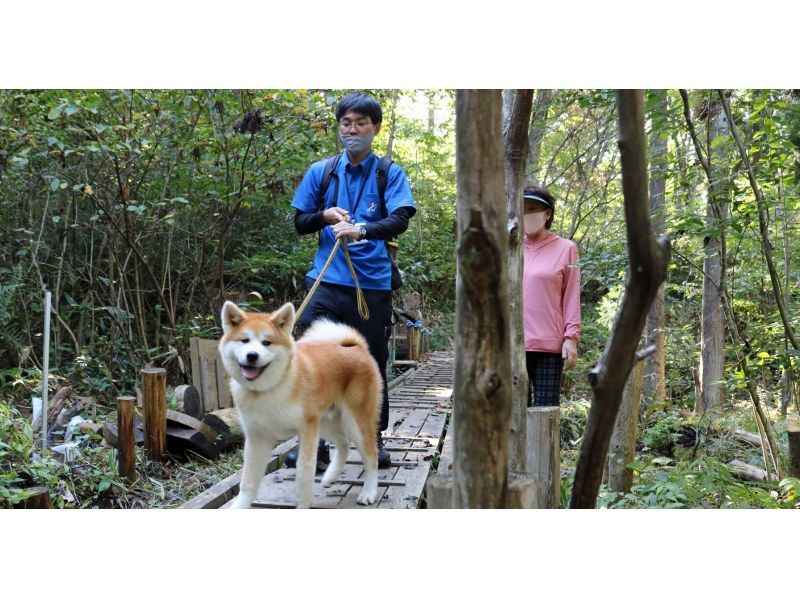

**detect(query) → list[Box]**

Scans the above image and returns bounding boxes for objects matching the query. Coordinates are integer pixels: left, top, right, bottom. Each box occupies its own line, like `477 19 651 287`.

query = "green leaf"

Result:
48 104 65 120
64 105 80 117
97 480 110 492
50 178 60 192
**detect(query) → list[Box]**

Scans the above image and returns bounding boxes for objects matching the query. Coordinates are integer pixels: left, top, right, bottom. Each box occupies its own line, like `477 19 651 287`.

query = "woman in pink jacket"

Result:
522 185 581 407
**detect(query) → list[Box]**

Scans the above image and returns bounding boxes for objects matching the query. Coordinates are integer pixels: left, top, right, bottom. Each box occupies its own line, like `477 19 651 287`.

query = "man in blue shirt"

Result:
288 92 417 470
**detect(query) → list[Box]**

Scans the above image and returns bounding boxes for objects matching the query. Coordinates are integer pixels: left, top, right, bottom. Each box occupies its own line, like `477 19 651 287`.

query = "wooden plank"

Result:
181 436 296 508
189 337 202 404
281 476 406 487
216 357 232 409
181 472 241 509
383 409 449 509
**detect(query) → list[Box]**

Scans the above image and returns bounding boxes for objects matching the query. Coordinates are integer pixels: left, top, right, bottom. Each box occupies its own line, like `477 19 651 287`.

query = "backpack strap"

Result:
316 154 342 209
376 156 393 216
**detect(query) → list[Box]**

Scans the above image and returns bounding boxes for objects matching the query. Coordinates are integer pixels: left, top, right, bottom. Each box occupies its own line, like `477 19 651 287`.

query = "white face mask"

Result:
524 212 547 235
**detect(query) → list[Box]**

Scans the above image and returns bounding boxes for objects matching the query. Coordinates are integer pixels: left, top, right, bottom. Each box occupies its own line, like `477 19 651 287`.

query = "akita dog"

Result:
218 301 382 509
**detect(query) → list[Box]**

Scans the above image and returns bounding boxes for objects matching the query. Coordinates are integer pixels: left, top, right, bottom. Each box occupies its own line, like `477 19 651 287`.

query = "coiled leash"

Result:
295 237 370 326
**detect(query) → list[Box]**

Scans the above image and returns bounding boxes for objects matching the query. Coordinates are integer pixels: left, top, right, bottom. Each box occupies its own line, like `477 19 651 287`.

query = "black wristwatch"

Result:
357 225 367 240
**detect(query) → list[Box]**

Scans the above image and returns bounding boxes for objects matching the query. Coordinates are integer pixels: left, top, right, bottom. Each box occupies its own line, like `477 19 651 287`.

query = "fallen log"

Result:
202 408 243 449
103 413 145 447
166 426 221 460
166 409 217 442
733 429 762 448
727 459 770 483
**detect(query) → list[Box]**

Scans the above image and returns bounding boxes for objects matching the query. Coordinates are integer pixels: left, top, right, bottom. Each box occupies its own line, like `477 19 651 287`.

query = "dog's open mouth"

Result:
239 364 267 381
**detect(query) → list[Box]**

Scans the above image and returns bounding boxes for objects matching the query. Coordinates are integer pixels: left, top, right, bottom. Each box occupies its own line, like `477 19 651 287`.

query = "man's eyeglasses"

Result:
339 119 373 132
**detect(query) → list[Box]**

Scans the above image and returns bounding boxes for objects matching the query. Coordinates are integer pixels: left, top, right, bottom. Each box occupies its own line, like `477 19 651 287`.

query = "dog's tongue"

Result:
240 365 263 381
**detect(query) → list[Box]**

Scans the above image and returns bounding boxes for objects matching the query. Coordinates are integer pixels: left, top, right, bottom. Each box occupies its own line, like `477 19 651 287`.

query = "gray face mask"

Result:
340 130 375 157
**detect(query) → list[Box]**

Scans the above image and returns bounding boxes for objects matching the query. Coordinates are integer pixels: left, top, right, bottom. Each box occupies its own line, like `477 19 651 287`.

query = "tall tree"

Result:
526 89 552 185
680 90 729 413
643 89 668 407
699 96 729 412
453 90 512 507
569 90 671 509
503 89 534 471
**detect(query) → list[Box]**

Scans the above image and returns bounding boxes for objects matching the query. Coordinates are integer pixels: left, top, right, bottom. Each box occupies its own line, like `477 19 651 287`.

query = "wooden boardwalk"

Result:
182 351 454 509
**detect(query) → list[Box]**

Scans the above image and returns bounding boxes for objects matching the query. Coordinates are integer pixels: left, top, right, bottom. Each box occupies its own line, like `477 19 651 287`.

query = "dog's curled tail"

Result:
300 319 370 351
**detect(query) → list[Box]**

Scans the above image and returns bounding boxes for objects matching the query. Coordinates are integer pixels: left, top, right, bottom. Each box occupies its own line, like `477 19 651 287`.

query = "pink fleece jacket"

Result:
522 232 581 353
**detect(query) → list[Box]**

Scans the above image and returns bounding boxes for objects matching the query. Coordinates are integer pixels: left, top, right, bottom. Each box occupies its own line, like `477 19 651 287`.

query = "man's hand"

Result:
332 221 361 241
562 338 578 370
323 207 350 225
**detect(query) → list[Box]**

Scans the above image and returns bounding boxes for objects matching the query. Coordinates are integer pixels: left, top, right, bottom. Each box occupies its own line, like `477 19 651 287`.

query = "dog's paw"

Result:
357 488 377 506
231 496 251 509
321 472 338 487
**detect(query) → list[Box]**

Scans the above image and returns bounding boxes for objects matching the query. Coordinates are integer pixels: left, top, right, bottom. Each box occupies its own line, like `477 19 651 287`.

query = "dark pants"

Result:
526 351 564 407
296 277 393 432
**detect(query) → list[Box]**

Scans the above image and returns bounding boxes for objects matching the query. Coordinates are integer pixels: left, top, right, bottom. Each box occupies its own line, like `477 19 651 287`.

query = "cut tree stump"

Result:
202 408 243 449
18 486 52 509
175 384 203 419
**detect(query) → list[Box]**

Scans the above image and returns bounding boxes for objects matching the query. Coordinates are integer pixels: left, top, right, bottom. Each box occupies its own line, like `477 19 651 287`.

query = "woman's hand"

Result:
562 338 578 370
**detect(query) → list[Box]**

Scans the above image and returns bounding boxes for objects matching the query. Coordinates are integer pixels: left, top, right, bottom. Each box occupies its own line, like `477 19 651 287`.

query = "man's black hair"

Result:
335 93 383 125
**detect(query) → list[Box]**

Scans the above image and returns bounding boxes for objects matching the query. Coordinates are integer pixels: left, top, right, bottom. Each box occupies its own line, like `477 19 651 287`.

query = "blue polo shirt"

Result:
292 151 415 291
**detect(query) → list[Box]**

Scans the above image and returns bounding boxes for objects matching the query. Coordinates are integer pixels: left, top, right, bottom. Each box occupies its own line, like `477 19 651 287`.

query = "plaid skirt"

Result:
526 351 564 407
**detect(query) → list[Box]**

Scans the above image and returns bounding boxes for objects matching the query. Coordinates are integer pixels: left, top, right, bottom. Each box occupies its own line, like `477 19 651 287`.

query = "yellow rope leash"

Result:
295 237 370 325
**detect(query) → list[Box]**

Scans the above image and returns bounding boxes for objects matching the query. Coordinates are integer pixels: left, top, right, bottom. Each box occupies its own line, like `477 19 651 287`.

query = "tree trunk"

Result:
385 90 399 159
788 418 800 478
504 89 534 471
607 359 644 493
569 90 671 509
453 90 512 508
698 97 728 413
643 89 668 409
526 89 552 185
717 90 799 352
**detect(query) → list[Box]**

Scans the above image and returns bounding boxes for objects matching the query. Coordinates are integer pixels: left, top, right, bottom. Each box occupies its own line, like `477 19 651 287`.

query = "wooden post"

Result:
526 406 560 508
141 367 167 462
607 359 644 493
117 396 137 483
407 326 420 362
426 472 454 509
788 417 800 478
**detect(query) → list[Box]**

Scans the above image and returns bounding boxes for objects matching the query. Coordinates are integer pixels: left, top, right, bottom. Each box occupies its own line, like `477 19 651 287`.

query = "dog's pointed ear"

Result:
221 301 246 335
272 302 295 335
